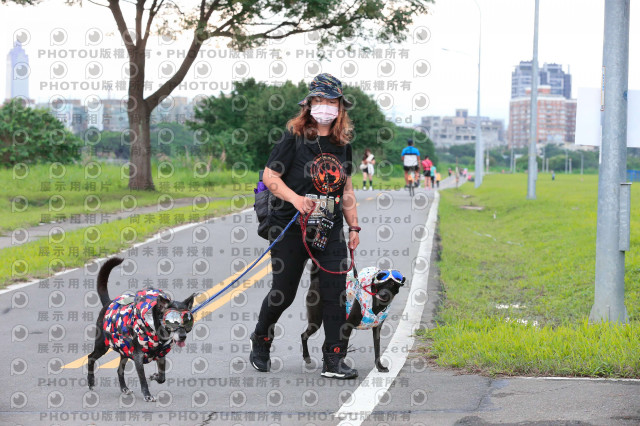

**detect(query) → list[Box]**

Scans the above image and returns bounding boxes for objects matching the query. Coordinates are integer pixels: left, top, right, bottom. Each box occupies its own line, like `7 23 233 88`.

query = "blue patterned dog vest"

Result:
345 267 391 330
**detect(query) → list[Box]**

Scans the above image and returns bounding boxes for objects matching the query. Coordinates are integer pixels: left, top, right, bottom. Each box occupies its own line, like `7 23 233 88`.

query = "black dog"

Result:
87 257 196 401
301 267 406 372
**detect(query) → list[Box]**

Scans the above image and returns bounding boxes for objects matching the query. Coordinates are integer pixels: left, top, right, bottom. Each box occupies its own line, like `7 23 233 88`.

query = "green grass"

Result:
420 173 640 377
1 198 245 289
2 161 257 234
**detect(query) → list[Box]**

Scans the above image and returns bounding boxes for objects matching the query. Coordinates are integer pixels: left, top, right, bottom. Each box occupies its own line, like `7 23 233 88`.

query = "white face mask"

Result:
310 104 339 124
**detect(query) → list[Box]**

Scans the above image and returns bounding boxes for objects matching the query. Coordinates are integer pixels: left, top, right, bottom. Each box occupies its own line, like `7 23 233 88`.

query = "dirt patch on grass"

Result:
460 205 485 211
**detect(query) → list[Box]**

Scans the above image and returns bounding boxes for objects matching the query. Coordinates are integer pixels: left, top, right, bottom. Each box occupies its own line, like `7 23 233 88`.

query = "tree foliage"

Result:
0 99 82 166
187 78 433 170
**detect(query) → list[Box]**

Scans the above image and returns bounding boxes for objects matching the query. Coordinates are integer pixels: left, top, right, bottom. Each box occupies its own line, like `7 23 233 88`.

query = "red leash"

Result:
300 210 356 275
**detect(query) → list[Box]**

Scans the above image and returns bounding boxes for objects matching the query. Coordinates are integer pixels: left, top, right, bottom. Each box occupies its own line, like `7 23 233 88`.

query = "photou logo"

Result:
85 28 103 46
50 28 67 45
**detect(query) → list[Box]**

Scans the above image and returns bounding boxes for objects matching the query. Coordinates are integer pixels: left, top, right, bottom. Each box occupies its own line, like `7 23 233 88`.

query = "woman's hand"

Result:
293 195 317 215
348 230 359 250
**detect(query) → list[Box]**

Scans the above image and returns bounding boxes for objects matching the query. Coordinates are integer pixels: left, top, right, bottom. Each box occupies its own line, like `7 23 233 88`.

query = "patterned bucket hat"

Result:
298 73 353 108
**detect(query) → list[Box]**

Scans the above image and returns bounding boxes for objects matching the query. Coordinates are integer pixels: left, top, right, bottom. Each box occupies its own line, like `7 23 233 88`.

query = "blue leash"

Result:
191 212 301 315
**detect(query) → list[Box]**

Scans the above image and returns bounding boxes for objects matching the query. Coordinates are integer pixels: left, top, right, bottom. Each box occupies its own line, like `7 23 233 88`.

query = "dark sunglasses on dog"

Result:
373 269 406 286
162 310 194 332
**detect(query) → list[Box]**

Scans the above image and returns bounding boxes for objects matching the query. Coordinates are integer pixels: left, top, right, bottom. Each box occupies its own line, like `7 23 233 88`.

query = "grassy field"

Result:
420 173 640 377
3 162 408 235
2 162 257 234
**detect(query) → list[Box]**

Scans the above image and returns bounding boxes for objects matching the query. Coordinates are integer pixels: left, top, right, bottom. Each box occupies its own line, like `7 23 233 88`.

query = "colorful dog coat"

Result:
345 267 391 330
103 288 172 363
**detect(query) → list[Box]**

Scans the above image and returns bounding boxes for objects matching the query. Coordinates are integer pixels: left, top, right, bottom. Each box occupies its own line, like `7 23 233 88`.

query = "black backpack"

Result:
254 135 303 240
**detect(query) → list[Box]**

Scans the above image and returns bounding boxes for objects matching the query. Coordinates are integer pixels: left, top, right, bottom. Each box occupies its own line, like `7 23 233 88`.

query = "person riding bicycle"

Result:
401 139 421 188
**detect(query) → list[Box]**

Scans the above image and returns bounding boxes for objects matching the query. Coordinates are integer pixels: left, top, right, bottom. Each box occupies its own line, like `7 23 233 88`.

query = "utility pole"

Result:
527 0 540 200
590 0 630 324
473 0 483 188
510 144 514 173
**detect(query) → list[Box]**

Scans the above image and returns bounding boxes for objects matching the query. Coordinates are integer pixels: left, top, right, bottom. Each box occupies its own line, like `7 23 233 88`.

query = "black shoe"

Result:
321 344 358 379
249 332 272 372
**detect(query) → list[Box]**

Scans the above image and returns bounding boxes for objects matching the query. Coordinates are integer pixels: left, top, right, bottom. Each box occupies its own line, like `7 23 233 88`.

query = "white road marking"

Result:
0 208 253 296
334 191 440 425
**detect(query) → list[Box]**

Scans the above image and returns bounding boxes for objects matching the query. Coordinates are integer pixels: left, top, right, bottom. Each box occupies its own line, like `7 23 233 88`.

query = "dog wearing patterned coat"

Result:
302 266 406 372
87 257 196 401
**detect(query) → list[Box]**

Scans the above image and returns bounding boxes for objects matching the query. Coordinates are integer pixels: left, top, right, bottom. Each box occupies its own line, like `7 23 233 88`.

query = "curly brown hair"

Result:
286 99 353 146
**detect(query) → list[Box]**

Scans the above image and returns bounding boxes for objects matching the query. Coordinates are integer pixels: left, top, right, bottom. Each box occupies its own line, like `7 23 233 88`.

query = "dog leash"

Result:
191 209 358 315
300 210 356 276
191 212 301 315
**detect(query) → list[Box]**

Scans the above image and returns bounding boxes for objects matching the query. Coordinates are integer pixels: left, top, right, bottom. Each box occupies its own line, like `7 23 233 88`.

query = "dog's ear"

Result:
156 294 172 311
183 293 196 310
399 276 406 286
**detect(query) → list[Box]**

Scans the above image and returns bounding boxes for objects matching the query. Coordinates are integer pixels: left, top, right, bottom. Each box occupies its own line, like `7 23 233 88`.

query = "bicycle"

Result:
407 168 419 197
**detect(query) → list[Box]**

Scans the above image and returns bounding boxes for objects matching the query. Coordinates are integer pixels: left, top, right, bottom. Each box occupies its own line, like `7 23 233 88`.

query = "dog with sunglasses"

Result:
302 267 406 373
87 257 196 401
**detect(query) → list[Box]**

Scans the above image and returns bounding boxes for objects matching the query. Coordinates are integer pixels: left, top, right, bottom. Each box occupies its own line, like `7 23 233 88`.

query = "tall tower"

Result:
5 41 30 101
511 61 572 100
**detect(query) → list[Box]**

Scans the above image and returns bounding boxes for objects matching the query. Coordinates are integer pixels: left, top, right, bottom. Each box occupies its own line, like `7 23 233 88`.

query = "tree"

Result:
0 99 82 166
7 0 432 189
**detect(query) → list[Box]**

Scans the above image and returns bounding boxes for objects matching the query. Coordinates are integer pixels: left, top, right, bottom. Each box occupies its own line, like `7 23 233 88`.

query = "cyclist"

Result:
401 139 420 189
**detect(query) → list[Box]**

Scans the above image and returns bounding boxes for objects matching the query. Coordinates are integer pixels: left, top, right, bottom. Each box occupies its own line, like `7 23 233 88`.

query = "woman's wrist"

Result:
348 225 361 233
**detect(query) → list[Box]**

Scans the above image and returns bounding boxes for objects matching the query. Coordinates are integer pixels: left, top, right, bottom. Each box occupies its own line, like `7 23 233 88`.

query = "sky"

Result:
1 0 638 127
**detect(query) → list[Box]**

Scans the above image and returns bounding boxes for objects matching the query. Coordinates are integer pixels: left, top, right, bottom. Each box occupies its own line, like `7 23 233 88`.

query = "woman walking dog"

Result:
250 73 361 379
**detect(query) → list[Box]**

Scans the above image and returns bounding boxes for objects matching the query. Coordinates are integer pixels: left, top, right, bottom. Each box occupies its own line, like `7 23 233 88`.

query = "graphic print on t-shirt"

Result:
310 153 346 194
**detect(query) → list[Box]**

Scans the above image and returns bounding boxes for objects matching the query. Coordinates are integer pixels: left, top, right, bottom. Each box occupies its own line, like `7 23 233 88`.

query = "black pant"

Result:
255 223 348 346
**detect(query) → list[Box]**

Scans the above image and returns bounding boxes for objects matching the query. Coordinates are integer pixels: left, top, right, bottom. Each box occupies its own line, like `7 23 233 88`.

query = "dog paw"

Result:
121 387 133 395
144 395 156 402
303 357 311 364
376 365 389 373
149 373 165 384
88 385 95 391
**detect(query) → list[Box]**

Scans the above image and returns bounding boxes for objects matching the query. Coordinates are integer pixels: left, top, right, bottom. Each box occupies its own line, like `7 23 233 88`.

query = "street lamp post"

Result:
473 0 483 188
590 0 630 324
527 0 540 200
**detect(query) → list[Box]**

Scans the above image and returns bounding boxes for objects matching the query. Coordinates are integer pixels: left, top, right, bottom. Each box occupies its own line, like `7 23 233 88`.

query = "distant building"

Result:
5 41 30 101
35 97 128 134
34 95 197 135
420 109 505 148
508 85 577 148
35 99 87 134
101 98 129 132
151 96 196 125
511 61 572 100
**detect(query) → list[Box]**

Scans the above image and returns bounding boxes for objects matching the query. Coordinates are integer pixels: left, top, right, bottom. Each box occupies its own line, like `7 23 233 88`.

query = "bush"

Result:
0 99 82 166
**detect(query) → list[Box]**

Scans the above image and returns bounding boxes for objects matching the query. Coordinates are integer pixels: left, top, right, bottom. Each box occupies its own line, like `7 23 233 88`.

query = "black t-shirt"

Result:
265 131 353 227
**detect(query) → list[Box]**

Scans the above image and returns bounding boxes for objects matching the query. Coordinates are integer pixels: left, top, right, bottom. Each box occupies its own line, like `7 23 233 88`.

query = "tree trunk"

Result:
207 154 213 172
127 98 154 190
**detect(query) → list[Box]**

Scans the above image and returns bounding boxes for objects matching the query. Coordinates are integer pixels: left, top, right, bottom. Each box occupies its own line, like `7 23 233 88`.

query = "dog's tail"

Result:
97 257 124 307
